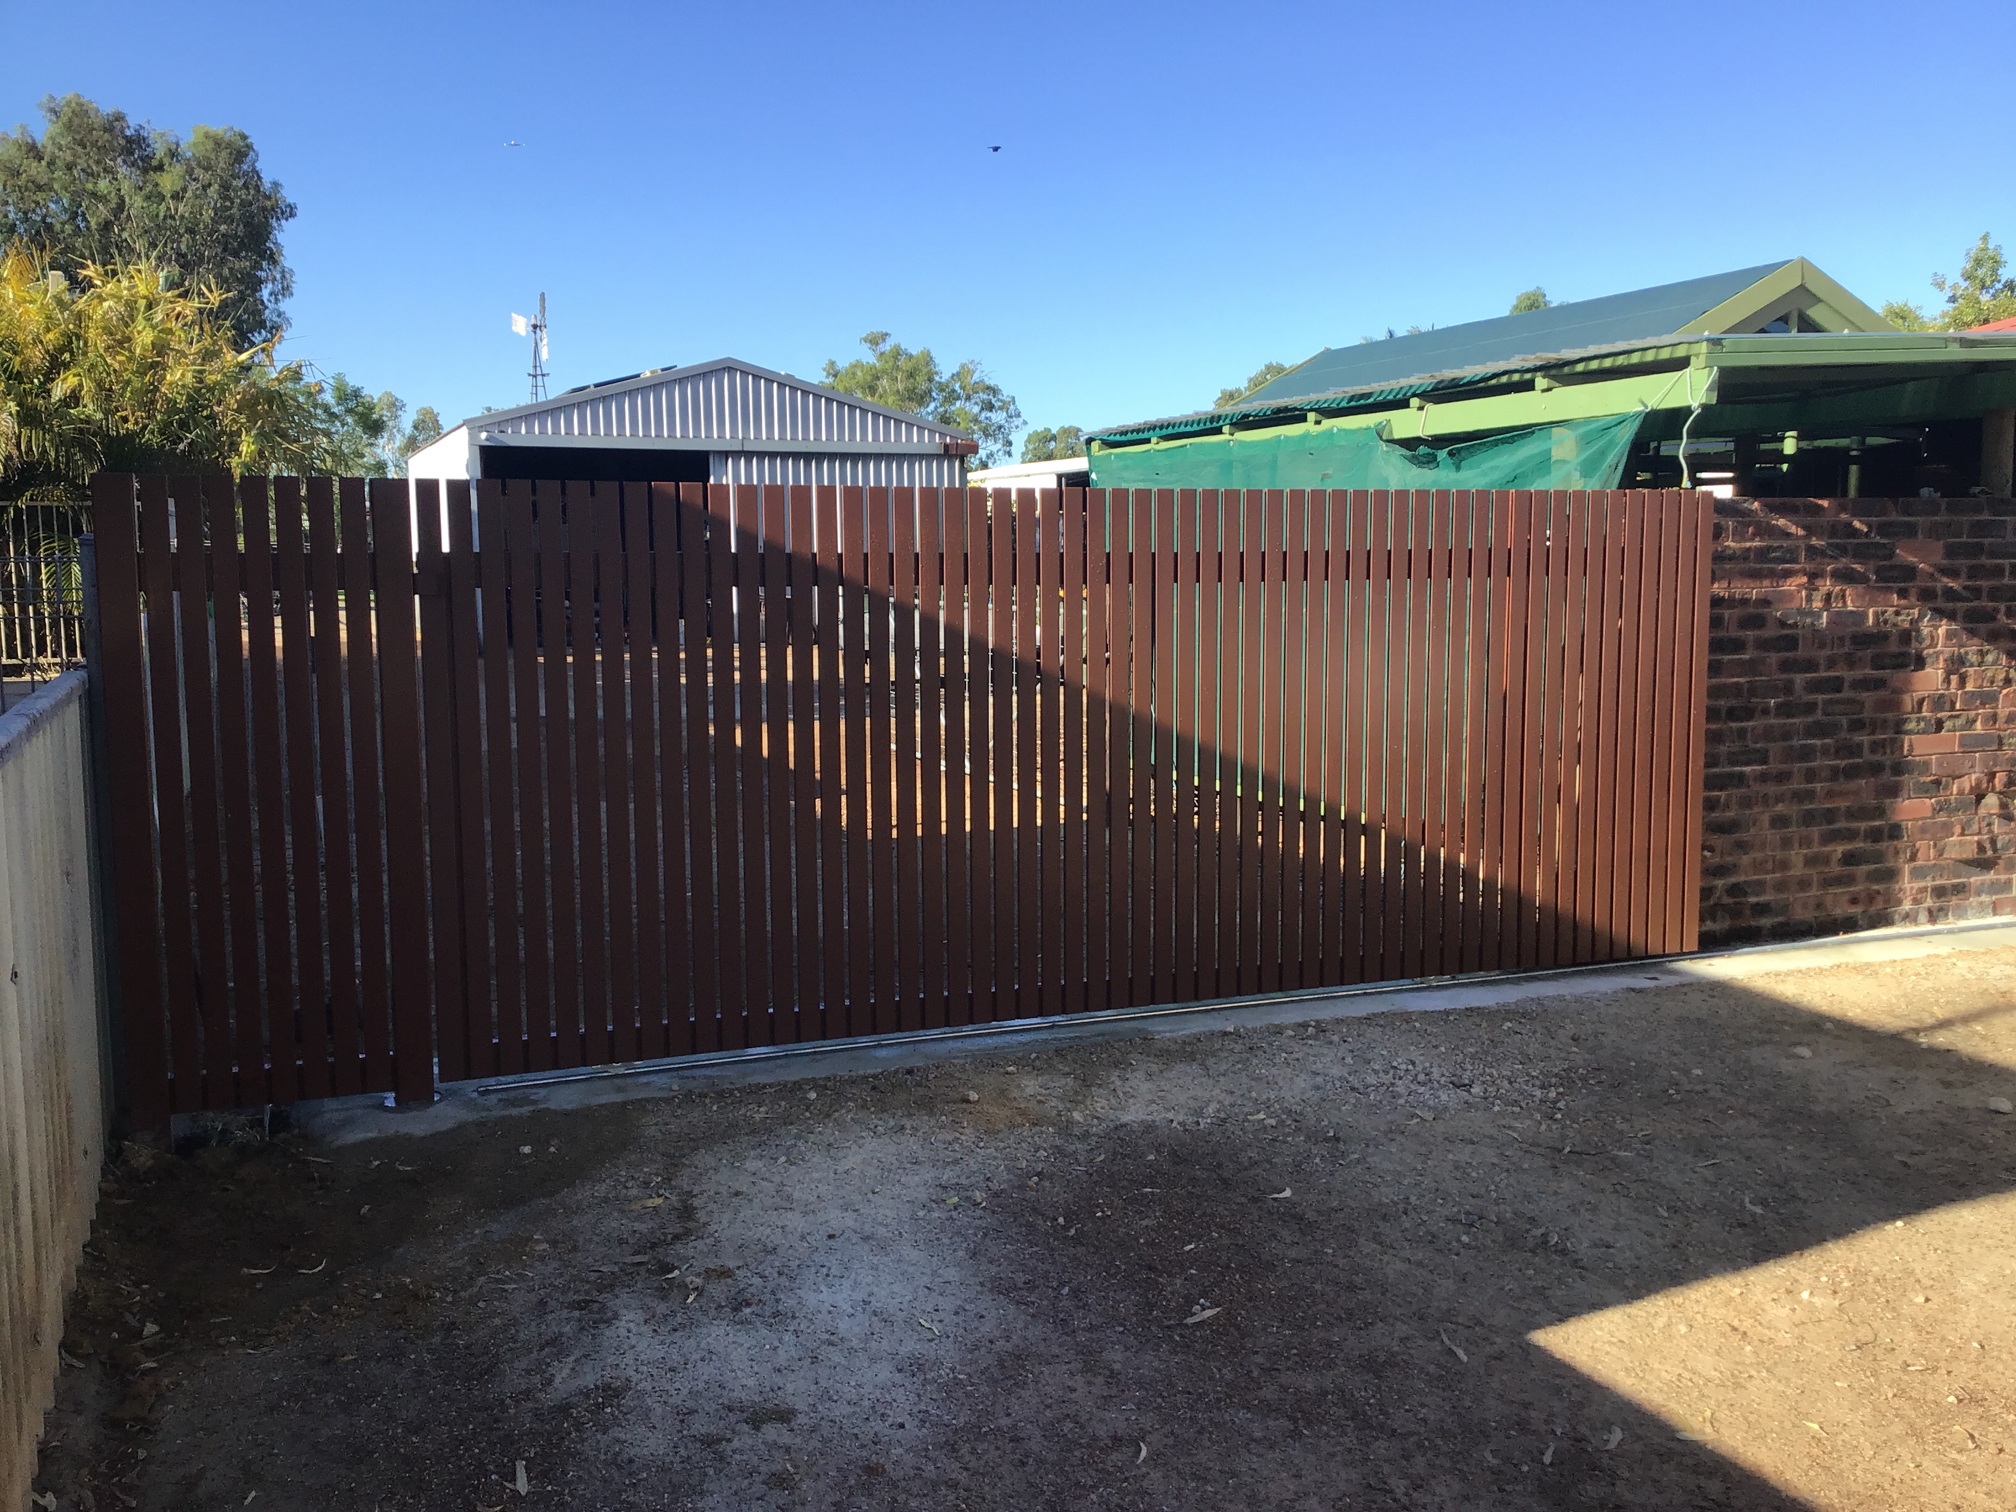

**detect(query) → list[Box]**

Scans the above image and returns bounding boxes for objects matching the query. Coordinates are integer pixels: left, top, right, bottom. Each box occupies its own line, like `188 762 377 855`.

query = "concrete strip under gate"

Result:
288 916 2016 1146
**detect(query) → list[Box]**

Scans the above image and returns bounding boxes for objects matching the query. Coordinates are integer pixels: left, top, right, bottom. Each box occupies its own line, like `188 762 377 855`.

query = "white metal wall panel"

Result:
485 361 957 448
714 452 967 489
404 425 474 482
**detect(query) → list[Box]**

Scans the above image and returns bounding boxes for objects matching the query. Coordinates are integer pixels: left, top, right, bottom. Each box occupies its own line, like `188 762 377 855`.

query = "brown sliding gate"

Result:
90 475 1710 1123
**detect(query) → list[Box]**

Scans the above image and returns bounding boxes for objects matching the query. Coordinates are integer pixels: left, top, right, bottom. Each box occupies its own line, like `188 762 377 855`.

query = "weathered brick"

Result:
1700 496 2016 946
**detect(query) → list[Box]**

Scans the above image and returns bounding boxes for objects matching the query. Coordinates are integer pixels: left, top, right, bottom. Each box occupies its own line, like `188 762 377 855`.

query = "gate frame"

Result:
84 476 1712 1128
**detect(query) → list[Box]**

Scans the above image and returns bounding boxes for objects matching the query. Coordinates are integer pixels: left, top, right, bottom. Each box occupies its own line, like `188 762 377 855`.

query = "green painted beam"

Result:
1703 342 2016 371
1360 366 1713 439
1090 367 1711 458
1666 369 2016 437
1545 333 2016 380
1548 342 1711 377
1090 367 1707 456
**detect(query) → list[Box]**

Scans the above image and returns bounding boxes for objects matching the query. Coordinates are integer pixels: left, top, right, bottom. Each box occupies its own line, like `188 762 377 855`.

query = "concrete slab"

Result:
290 916 2016 1146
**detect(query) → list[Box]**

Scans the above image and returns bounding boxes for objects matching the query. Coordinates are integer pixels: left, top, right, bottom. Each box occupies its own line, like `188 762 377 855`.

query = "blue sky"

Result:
6 0 2013 445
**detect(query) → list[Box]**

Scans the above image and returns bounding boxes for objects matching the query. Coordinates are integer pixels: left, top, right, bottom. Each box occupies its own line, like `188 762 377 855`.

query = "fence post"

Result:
77 533 129 1129
369 478 437 1106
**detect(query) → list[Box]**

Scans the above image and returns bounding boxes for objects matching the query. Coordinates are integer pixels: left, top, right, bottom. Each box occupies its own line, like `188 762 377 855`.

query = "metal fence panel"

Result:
1 503 88 709
89 475 1711 1121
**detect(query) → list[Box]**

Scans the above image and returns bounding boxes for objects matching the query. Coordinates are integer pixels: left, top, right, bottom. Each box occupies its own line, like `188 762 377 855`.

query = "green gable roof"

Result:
1092 259 1903 448
1239 262 1790 406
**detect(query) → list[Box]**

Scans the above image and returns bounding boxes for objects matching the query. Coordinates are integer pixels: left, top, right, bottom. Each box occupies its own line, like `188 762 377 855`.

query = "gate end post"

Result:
78 530 133 1135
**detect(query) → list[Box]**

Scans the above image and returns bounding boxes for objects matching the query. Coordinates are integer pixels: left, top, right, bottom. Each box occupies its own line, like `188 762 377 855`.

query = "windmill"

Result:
511 293 549 402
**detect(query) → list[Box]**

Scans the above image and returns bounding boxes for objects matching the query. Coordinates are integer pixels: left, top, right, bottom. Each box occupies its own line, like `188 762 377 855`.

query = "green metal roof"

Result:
1087 367 1518 446
1238 262 1789 407
1091 259 1923 447
1090 331 2016 450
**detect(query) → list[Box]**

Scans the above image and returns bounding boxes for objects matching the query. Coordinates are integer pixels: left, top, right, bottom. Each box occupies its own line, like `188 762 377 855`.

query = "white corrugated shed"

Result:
491 359 953 446
717 451 961 487
410 357 974 488
967 455 1092 490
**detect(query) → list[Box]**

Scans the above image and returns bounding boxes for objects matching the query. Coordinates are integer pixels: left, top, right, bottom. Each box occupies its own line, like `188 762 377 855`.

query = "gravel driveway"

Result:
33 935 2016 1510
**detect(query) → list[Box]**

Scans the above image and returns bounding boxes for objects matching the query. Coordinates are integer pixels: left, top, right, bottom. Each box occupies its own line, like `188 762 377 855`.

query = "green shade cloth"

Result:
1087 411 1644 493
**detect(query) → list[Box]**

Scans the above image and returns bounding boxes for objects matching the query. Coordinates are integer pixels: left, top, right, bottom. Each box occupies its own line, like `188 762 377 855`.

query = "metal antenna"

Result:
512 293 550 402
529 293 548 402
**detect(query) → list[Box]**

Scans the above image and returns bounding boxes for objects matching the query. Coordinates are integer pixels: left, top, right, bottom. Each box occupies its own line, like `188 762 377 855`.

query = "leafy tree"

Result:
309 374 398 475
821 331 1022 465
0 94 295 345
823 330 936 413
401 405 443 470
1509 288 1550 314
309 380 443 477
1884 233 2016 331
1020 424 1085 463
0 249 420 498
932 359 1023 468
1215 361 1292 409
1880 299 1930 332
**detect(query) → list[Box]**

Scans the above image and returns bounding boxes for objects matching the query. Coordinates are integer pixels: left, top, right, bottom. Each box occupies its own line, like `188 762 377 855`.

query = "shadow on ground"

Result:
34 946 2016 1511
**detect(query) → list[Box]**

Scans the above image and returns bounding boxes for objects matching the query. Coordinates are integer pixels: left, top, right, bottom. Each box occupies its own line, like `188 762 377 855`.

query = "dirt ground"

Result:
31 943 2016 1511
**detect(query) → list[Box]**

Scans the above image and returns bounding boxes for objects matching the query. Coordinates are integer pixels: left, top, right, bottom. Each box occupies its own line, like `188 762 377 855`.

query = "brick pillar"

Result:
1701 496 2016 945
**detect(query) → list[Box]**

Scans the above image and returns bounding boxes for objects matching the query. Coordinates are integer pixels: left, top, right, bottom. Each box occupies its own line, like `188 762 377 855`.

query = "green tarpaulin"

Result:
1086 411 1644 493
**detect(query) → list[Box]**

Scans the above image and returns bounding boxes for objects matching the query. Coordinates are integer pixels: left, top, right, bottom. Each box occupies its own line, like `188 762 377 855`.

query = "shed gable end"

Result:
471 359 966 447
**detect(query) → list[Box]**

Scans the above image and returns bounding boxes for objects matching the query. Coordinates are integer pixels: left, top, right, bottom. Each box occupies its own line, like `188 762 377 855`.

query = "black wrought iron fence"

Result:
1 503 88 712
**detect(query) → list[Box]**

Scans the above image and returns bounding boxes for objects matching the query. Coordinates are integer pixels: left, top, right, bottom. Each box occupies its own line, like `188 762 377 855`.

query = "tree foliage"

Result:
403 404 443 466
0 95 297 347
0 249 426 499
312 378 443 477
1883 233 2016 331
1020 424 1085 463
1509 288 1550 314
1215 361 1292 409
0 99 436 493
1879 299 1929 332
821 331 1022 465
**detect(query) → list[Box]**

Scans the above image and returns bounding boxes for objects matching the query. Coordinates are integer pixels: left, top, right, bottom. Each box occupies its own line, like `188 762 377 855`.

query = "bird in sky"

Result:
988 145 1001 152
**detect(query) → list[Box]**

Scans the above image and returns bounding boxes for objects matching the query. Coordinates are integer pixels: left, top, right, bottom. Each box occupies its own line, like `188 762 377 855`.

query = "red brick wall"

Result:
1701 495 2016 945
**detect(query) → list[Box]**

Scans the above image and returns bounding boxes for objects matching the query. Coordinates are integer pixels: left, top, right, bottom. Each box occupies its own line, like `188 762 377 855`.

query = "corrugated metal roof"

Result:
1092 331 2016 448
1090 364 1539 446
1236 262 1789 406
465 357 972 445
